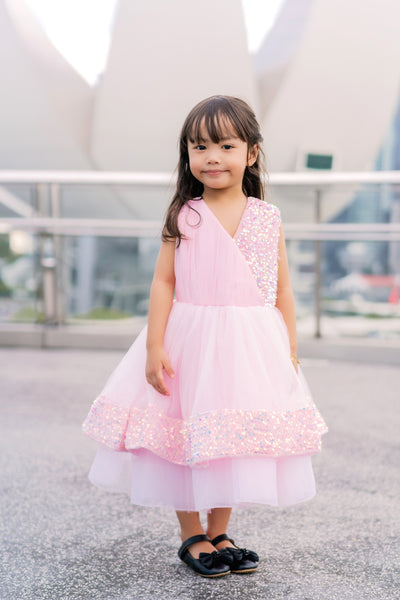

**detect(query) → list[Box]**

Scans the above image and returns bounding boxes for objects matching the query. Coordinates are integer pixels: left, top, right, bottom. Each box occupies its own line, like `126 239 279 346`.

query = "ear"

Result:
247 144 259 167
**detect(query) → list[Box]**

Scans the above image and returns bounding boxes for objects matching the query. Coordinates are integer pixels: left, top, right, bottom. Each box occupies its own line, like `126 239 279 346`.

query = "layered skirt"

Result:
83 301 328 511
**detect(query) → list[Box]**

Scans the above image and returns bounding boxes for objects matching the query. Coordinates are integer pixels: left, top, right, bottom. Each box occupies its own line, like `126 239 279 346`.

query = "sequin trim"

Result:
82 397 328 466
235 199 281 307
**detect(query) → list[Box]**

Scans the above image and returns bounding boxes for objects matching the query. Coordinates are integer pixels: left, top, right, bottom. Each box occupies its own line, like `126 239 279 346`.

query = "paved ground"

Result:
0 346 399 600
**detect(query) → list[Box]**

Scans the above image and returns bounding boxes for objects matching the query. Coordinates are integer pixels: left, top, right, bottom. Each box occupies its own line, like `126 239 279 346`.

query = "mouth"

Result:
203 170 227 175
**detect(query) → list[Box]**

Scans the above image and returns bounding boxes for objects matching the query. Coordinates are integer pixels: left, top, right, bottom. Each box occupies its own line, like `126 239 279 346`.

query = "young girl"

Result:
82 95 328 578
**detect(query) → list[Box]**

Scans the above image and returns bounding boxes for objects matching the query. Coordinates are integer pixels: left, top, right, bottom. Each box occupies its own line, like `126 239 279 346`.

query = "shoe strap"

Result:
178 534 211 559
211 533 235 546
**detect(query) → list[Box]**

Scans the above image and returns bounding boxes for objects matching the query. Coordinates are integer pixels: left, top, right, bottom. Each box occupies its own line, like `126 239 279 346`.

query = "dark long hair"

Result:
162 95 266 246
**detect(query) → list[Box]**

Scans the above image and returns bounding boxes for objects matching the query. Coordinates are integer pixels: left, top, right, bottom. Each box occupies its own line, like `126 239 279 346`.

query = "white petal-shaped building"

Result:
0 0 93 170
1 0 400 190
91 0 256 173
257 0 400 220
0 0 400 320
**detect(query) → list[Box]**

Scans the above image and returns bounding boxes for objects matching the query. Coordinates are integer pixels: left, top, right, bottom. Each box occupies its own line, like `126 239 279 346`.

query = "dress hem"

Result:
88 475 317 511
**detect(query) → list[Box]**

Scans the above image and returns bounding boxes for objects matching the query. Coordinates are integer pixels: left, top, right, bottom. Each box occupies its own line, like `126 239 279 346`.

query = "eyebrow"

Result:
189 135 240 143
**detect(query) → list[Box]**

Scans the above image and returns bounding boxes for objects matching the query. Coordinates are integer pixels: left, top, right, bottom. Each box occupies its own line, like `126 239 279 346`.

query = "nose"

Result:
206 149 220 164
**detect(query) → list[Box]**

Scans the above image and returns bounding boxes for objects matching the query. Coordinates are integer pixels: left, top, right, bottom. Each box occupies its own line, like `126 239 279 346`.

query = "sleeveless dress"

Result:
82 197 328 511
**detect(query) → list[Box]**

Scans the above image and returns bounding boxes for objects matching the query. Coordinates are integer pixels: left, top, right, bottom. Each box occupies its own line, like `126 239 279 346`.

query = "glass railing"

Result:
1 170 399 341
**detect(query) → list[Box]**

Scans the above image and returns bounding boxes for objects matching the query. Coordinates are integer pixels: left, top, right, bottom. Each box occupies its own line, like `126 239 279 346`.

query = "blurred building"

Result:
1 0 400 318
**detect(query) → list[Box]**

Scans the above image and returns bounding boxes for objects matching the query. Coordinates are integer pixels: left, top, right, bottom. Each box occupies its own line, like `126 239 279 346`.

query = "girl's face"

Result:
187 119 258 197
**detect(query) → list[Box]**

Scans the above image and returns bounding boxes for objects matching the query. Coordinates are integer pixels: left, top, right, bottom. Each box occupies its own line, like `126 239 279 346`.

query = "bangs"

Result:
185 98 248 144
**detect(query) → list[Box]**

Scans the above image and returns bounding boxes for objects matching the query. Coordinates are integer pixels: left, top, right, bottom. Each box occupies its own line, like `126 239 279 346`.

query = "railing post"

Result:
37 182 57 325
41 252 57 324
50 182 65 324
314 188 322 338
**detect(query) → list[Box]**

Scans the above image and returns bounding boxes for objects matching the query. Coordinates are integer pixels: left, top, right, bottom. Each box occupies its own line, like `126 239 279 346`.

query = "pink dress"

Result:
82 197 328 511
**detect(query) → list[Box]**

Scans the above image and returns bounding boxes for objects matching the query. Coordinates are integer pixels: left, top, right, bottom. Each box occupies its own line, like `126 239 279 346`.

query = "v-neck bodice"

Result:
200 197 249 240
174 197 281 307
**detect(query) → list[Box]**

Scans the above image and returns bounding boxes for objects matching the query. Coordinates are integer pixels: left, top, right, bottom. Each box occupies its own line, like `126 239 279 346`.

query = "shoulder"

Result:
248 197 281 222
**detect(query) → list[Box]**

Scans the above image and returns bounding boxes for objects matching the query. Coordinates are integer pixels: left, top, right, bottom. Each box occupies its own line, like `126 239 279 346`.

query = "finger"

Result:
163 357 175 378
150 380 169 396
155 371 170 396
146 372 167 395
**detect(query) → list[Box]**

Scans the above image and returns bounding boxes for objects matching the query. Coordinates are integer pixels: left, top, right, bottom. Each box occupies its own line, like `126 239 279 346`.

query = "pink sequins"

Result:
82 399 129 450
235 198 281 307
82 397 328 466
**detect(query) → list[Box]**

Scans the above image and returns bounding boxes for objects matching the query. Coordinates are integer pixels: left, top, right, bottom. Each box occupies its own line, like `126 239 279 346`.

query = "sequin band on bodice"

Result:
234 198 281 307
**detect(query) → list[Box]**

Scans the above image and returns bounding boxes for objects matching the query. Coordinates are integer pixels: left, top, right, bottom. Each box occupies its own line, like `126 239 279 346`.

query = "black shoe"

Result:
211 534 259 574
178 534 231 578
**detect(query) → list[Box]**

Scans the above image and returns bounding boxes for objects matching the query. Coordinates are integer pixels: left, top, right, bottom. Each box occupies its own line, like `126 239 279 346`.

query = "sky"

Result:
24 0 284 85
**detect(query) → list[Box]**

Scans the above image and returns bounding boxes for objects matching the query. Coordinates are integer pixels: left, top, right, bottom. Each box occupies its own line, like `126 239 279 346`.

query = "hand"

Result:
145 346 175 396
290 353 299 374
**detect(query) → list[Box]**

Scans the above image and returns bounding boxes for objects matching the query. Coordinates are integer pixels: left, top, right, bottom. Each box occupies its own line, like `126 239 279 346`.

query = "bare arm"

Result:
275 223 299 372
145 239 176 395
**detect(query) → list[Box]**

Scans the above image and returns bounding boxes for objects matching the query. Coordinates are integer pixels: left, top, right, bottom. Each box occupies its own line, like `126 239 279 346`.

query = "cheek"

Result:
233 157 248 172
188 155 201 175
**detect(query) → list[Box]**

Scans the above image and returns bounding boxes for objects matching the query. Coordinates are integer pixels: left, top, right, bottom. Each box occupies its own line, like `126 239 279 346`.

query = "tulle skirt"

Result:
83 301 327 511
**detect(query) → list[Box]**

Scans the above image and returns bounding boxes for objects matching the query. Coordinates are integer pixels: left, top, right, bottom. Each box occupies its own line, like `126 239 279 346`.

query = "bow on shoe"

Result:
215 550 234 566
198 551 227 569
239 548 259 562
219 547 259 563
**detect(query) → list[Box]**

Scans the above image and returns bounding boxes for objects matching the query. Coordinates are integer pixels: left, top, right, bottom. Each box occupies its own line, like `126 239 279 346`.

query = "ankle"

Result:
180 528 205 542
206 529 225 542
206 531 236 550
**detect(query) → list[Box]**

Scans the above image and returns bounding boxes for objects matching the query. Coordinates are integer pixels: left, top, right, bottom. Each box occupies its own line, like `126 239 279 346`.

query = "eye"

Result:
194 144 206 150
222 144 233 150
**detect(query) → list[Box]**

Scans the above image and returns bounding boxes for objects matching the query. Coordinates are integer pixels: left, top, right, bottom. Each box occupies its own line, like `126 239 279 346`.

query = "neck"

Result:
202 187 246 206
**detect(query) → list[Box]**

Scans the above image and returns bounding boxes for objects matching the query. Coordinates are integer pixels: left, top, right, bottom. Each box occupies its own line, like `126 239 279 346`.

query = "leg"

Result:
176 511 215 558
206 507 234 549
207 507 259 573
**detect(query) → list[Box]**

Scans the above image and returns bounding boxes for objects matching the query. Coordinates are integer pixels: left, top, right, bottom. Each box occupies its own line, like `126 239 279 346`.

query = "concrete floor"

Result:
0 347 399 600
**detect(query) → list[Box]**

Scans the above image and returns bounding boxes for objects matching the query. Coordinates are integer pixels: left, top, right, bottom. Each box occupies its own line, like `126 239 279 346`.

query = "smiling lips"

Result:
203 170 227 175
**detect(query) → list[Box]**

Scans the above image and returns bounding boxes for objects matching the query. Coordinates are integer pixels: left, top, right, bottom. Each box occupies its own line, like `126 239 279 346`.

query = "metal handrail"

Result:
0 169 400 185
1 218 400 241
1 170 399 339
